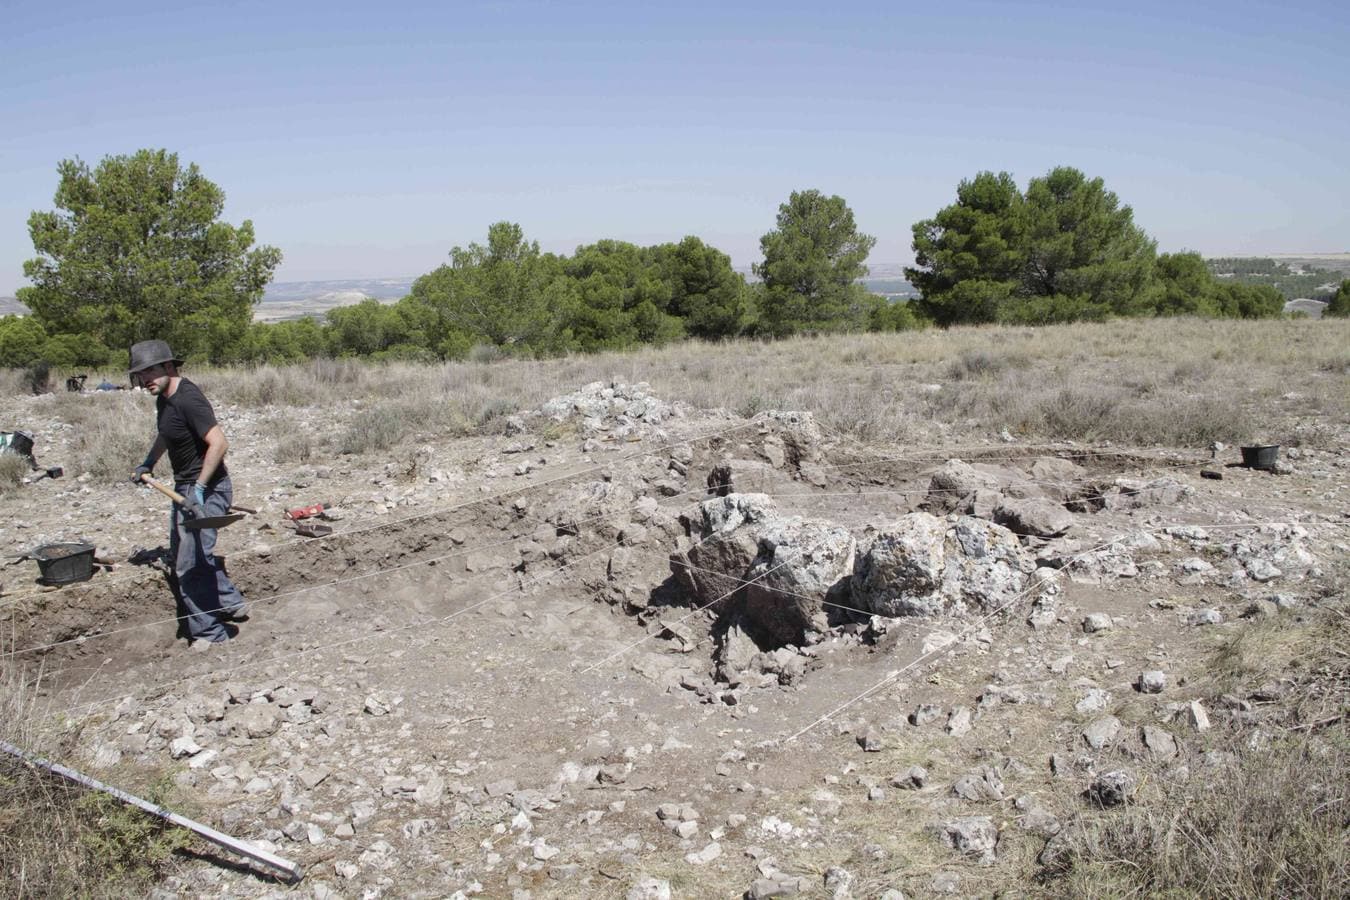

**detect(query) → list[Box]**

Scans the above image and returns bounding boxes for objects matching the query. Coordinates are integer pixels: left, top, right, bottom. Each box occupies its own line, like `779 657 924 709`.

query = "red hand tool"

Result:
284 502 329 521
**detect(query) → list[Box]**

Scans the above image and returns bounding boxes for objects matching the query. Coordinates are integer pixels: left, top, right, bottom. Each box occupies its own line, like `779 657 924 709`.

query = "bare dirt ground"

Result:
2 320 1348 899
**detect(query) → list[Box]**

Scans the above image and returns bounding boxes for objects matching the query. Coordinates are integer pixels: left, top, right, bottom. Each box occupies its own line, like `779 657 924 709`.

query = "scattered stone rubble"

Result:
536 381 687 444
6 380 1345 898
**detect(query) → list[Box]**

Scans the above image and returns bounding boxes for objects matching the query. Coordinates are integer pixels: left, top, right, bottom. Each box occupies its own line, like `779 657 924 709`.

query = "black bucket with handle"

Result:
32 542 96 585
0 430 35 462
1240 444 1280 471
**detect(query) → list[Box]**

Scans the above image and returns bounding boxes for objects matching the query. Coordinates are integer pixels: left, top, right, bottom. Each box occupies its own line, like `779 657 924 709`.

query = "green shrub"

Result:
866 296 925 332
1326 279 1350 318
0 316 49 367
74 777 191 880
998 294 1110 325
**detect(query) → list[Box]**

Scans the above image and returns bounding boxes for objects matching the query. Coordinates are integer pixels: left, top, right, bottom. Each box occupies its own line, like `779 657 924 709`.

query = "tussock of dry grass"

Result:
273 431 314 464
0 370 27 397
57 394 156 482
338 403 437 455
1042 595 1350 899
0 452 28 496
946 348 1032 380
1046 733 1348 899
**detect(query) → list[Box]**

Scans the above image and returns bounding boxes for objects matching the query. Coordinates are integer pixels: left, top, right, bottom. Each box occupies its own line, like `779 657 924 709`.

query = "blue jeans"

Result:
169 476 245 642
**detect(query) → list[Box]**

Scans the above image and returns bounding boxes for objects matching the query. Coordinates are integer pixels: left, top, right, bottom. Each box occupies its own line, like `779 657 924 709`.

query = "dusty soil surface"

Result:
2 380 1347 899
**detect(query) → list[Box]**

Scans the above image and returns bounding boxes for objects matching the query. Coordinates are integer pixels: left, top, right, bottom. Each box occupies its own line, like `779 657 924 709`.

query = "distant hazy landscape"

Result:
0 277 418 322
2 257 1343 324
249 277 415 322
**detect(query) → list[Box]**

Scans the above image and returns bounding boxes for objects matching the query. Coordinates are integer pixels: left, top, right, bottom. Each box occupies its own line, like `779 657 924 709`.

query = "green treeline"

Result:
235 229 764 364
1 151 1305 370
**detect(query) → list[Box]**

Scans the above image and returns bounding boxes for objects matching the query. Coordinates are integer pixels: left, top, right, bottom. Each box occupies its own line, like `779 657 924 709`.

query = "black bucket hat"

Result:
127 339 183 375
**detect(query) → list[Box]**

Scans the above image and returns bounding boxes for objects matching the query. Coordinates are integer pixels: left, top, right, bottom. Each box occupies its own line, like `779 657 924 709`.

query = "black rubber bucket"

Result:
1 430 35 461
32 542 96 585
1240 444 1280 471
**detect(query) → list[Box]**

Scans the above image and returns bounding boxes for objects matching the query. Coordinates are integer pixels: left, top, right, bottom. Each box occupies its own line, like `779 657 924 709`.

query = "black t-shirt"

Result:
156 379 227 484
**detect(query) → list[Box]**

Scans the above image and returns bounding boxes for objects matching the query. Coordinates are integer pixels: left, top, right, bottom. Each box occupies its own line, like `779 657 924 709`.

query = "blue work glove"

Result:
181 483 208 520
131 463 152 484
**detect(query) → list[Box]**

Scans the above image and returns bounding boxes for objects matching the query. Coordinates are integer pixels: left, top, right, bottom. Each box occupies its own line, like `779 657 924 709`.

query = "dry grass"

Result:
273 431 315 465
0 452 28 497
0 657 188 896
1041 593 1350 899
335 397 484 456
1045 733 1348 899
1056 740 1347 897
10 319 1348 458
0 369 27 397
1207 613 1331 695
199 318 1349 452
52 393 155 482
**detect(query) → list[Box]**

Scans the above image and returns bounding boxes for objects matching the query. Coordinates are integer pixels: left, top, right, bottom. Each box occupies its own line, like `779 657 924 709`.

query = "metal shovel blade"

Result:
183 512 245 531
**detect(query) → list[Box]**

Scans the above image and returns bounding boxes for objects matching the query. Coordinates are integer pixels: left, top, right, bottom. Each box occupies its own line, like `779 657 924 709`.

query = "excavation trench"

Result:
3 497 556 688
0 435 1239 900
3 439 1176 702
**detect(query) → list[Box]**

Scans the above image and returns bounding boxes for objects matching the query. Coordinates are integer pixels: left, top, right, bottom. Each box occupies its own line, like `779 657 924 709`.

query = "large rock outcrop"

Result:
670 494 853 645
924 460 1010 514
758 410 825 468
850 513 948 615
994 497 1075 538
670 494 778 615
742 518 856 646
924 457 1092 530
852 513 1032 617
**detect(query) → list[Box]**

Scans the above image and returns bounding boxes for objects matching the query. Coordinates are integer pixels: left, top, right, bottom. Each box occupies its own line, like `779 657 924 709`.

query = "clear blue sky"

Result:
2 0 1346 293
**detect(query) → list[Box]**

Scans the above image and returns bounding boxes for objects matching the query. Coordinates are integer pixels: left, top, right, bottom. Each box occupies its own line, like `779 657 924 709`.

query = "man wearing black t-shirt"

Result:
129 340 246 648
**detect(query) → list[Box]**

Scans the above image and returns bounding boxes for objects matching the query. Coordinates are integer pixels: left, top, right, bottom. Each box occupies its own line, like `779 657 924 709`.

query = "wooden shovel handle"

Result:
139 474 187 505
140 476 255 515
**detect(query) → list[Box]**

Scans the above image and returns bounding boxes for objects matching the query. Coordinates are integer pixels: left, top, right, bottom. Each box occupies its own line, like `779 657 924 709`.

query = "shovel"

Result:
24 465 63 484
138 475 249 531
